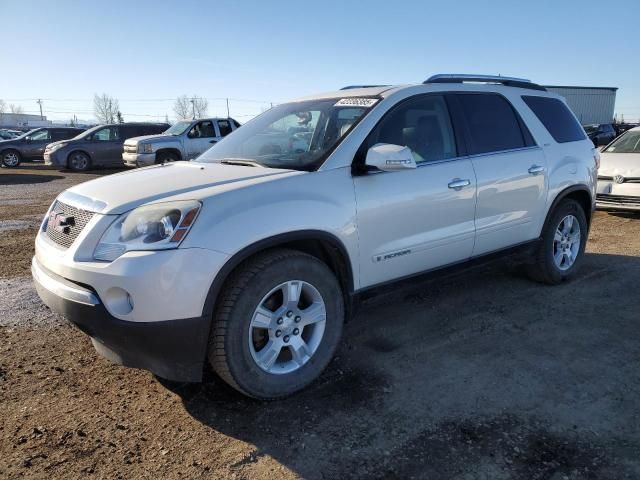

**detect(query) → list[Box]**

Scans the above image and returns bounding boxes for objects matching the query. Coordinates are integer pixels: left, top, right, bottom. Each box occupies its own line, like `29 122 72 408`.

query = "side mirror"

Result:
365 143 416 172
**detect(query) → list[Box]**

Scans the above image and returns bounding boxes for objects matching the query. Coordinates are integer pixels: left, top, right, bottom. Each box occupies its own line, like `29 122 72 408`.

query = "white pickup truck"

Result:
123 117 240 167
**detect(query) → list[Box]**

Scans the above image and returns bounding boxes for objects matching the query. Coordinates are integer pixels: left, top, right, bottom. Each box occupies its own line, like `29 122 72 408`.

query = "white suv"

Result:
32 75 597 399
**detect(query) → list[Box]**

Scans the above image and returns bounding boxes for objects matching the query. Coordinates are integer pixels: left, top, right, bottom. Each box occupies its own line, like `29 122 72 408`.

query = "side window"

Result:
188 121 216 138
456 93 527 155
522 96 587 144
51 129 71 141
366 95 457 163
217 120 233 137
92 127 120 141
28 129 51 141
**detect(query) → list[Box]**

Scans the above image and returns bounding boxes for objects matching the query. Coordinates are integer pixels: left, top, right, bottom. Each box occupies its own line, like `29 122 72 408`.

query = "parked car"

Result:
584 123 616 147
122 118 239 167
44 122 169 171
0 127 85 167
596 126 640 211
0 130 15 140
32 74 597 399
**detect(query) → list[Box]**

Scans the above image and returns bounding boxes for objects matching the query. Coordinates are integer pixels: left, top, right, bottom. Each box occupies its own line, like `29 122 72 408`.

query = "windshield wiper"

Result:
220 158 263 167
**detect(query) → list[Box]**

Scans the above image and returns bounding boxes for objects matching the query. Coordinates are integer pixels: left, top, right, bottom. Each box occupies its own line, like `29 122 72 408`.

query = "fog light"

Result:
103 287 134 316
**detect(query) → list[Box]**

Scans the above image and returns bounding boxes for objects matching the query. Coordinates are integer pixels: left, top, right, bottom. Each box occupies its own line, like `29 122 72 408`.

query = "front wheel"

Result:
527 199 588 285
208 249 344 399
68 151 91 172
1 150 21 168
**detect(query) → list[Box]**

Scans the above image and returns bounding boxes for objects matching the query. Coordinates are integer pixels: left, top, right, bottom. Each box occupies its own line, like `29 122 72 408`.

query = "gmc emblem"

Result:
48 212 75 234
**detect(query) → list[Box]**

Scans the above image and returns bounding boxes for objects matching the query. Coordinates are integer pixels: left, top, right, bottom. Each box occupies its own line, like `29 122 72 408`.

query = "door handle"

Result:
448 178 471 190
528 165 545 175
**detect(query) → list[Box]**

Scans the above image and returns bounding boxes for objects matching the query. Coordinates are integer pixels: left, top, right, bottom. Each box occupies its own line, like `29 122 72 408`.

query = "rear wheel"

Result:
208 249 344 399
526 199 588 284
156 151 179 164
1 150 21 168
68 151 91 172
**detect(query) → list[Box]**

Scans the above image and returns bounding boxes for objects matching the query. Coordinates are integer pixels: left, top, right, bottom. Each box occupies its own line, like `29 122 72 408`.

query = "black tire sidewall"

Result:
156 152 178 164
2 150 21 168
541 199 588 283
220 254 344 398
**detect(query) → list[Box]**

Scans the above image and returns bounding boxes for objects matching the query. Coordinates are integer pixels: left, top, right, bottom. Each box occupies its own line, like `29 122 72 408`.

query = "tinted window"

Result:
217 120 233 137
522 96 587 143
456 93 526 154
52 129 75 141
366 95 457 163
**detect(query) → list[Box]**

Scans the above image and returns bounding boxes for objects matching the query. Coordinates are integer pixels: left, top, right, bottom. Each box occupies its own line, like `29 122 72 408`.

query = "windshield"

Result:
603 130 640 153
76 125 104 139
165 121 192 136
196 97 377 170
583 125 598 134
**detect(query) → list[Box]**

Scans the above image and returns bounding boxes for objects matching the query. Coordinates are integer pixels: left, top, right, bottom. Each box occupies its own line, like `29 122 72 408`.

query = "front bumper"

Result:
123 151 155 167
596 180 640 212
43 150 65 166
32 256 210 381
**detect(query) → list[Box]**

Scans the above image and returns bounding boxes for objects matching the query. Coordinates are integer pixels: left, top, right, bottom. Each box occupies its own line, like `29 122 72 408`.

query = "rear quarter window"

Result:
522 96 587 143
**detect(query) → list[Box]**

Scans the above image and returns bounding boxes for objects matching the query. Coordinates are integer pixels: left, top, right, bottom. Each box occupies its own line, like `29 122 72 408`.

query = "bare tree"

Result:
93 93 120 123
9 104 24 114
173 95 208 120
0 99 5 124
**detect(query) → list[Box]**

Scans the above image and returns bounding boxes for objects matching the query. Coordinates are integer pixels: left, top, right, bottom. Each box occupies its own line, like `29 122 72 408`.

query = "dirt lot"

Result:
1 164 640 479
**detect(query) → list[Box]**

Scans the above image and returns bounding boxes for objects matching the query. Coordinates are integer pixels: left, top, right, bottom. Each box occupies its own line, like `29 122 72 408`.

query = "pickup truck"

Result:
122 117 240 167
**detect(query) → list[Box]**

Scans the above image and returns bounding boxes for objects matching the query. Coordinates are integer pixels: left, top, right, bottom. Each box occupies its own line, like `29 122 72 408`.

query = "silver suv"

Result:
123 117 240 167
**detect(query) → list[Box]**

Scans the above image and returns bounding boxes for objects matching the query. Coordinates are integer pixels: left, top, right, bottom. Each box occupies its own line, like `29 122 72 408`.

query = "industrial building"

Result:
544 85 617 125
0 113 52 129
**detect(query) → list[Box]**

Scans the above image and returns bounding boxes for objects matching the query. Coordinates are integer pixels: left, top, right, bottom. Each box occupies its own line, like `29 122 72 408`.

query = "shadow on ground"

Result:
0 173 64 185
163 252 640 479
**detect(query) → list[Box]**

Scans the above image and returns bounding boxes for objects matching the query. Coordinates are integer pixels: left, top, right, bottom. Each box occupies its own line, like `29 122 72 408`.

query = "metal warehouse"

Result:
544 85 617 125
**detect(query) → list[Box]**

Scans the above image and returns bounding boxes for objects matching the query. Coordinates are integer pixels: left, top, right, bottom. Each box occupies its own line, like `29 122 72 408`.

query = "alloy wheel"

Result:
249 280 327 375
3 152 19 167
553 214 581 271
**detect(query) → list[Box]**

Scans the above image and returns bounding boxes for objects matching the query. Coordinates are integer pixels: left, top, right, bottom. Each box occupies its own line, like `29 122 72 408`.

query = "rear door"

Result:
353 94 477 287
451 92 547 255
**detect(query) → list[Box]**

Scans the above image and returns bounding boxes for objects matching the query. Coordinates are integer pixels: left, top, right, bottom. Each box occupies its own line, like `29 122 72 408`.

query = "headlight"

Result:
139 143 153 153
49 143 67 152
93 200 201 261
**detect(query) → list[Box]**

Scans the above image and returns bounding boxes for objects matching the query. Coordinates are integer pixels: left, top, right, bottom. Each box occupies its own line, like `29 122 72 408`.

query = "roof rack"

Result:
340 85 390 90
424 74 546 91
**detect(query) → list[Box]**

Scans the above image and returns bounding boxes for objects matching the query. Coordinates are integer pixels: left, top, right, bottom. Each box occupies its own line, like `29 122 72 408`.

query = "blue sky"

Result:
2 0 639 122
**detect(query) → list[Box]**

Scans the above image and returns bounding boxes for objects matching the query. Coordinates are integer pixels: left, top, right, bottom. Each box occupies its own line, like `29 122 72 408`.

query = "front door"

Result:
353 94 477 288
90 126 123 166
23 129 52 159
451 93 547 255
186 120 219 158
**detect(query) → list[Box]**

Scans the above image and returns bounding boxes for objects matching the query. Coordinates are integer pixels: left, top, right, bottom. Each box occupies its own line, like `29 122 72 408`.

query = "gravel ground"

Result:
1 164 639 479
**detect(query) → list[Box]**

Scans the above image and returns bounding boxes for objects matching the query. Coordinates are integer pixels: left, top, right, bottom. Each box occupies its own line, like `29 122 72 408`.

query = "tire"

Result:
209 249 344 399
156 151 179 164
1 149 21 168
526 199 588 285
68 151 91 172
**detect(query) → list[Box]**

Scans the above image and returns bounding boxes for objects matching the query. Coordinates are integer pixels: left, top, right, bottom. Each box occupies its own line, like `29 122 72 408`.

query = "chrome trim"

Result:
31 257 100 306
427 74 533 84
57 190 108 213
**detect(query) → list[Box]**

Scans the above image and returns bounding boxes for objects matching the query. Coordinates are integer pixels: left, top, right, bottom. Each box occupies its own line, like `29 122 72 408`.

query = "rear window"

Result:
522 96 587 143
455 93 529 155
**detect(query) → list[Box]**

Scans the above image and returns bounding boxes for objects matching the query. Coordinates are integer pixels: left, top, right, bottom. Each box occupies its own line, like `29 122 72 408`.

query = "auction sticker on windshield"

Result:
334 98 379 107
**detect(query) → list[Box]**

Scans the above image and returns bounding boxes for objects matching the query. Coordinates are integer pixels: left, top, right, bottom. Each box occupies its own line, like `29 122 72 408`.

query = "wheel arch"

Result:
201 230 355 333
544 185 594 233
155 147 182 162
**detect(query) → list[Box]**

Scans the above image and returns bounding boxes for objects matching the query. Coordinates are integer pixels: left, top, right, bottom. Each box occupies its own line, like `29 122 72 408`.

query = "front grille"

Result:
598 176 640 183
596 194 640 206
44 201 95 248
124 144 137 154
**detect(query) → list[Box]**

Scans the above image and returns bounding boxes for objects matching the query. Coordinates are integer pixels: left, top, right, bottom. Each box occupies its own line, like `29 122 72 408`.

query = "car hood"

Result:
125 134 173 145
599 152 640 177
58 161 302 215
0 138 20 147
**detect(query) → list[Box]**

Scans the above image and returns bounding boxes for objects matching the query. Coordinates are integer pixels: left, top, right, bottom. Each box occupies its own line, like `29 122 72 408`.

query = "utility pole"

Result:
190 98 196 119
226 98 230 118
36 99 44 120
